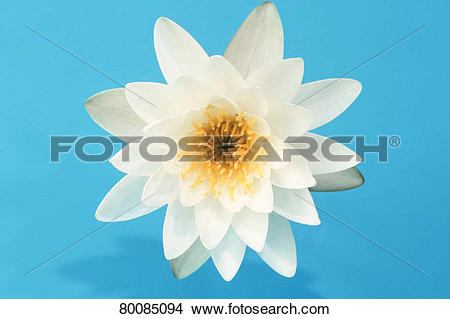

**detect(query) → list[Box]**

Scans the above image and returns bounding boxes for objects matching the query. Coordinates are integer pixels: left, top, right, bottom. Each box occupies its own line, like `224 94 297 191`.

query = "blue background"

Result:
1 0 449 298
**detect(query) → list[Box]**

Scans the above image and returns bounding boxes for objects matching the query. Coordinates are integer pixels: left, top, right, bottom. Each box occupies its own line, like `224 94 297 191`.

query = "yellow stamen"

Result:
180 105 267 201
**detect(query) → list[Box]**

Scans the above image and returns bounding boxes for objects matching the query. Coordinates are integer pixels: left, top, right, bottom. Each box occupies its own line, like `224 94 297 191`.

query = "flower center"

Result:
179 105 267 201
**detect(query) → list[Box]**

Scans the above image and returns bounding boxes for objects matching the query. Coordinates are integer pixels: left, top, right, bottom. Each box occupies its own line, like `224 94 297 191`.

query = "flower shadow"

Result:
58 235 322 298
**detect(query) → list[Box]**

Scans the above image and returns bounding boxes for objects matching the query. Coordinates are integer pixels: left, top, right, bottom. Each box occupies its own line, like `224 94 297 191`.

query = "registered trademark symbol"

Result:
389 135 401 148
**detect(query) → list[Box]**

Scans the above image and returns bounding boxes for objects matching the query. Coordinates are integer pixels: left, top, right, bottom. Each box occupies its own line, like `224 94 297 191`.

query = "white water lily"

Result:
86 2 363 281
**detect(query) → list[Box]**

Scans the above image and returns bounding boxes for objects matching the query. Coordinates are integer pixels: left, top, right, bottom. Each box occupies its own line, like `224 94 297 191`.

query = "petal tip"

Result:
281 261 297 278
164 248 176 261
221 275 234 282
351 79 363 95
345 78 363 95
285 267 296 278
355 153 363 163
199 236 219 250
155 16 171 26
154 17 176 38
84 88 120 109
357 168 365 185
94 210 114 223
259 1 278 12
84 95 93 109
170 266 184 280
310 176 318 188
252 243 265 253
94 211 104 222
216 263 240 282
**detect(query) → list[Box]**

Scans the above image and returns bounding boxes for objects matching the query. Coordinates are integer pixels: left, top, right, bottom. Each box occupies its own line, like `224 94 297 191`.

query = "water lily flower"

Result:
85 1 363 281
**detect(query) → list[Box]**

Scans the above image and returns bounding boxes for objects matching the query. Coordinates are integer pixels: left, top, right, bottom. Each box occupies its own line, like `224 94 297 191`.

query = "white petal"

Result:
292 78 362 129
163 200 198 259
233 87 268 117
142 167 178 206
232 207 268 252
182 96 240 134
154 17 209 84
300 133 361 175
266 103 313 140
109 140 164 176
139 122 183 176
258 213 296 277
266 134 287 170
170 76 216 113
224 1 283 79
125 82 175 124
85 88 146 139
218 184 248 213
246 113 271 136
271 156 316 189
179 173 209 207
195 196 234 249
209 95 241 113
141 121 183 175
143 116 183 142
211 227 246 281
204 55 246 97
170 238 210 279
95 175 159 222
246 178 273 214
310 167 365 192
162 156 182 175
273 187 320 225
246 58 303 103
